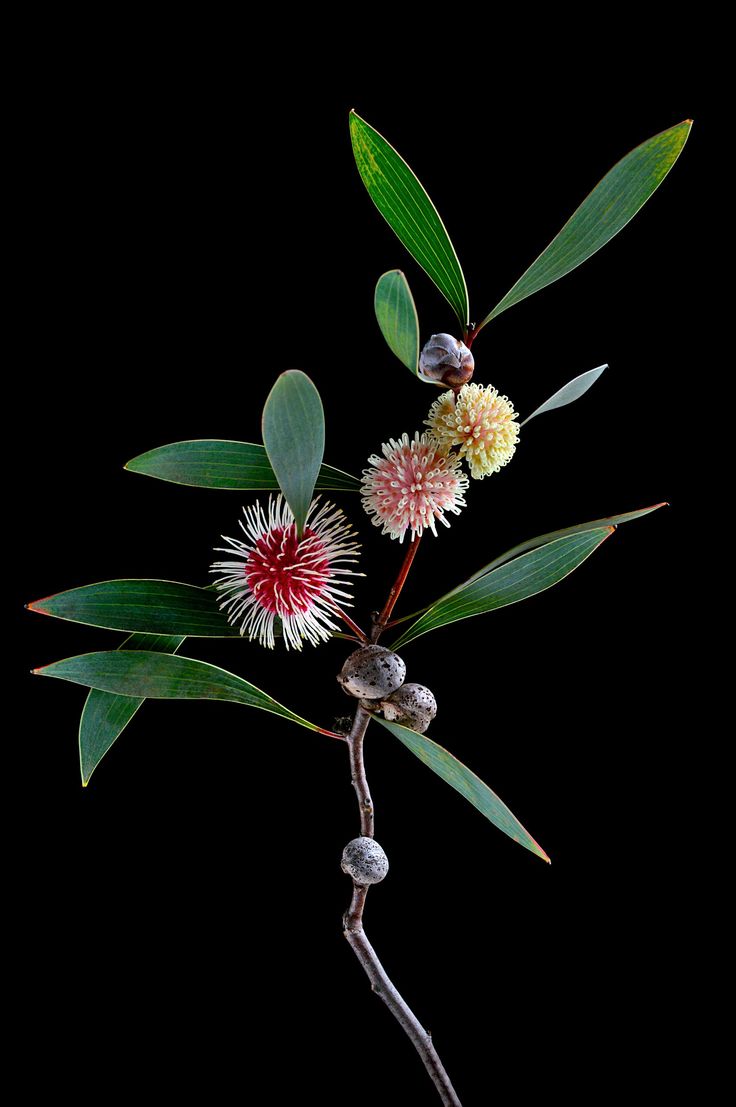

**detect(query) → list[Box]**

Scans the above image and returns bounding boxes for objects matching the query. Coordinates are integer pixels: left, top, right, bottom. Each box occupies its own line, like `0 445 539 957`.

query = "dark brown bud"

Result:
419 333 474 388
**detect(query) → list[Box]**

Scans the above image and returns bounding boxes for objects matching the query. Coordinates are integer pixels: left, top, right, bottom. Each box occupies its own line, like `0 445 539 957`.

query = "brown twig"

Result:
343 902 462 1106
343 704 462 1106
346 704 374 837
340 538 463 1105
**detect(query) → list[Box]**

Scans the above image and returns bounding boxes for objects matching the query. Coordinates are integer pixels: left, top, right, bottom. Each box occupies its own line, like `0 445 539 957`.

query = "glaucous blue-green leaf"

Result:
125 440 360 492
376 718 549 862
79 633 184 786
36 651 329 734
521 364 607 426
479 120 692 329
391 528 613 648
350 110 469 328
374 270 420 375
262 370 325 537
27 580 242 636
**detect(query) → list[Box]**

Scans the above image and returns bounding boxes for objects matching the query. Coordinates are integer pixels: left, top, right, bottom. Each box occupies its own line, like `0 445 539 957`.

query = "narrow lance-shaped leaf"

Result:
35 651 330 734
350 110 469 328
521 364 607 426
478 120 692 330
374 270 420 376
27 580 244 637
79 633 184 786
375 717 549 862
125 440 360 492
262 370 325 537
392 528 613 648
460 504 665 588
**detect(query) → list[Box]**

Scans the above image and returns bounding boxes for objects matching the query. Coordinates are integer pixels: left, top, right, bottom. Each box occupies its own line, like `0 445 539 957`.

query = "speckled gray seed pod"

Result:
337 645 406 699
341 837 389 885
381 683 437 733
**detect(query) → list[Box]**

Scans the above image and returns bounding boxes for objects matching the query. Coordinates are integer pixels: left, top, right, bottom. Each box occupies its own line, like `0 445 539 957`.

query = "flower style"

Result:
425 382 520 479
211 495 361 650
361 431 468 542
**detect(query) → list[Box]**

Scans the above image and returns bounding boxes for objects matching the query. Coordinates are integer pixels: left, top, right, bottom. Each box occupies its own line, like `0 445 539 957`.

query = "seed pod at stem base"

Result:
337 645 406 700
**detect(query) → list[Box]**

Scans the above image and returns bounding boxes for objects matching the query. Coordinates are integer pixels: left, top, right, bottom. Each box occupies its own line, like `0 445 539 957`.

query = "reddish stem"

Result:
464 323 479 349
371 534 422 641
333 606 370 644
317 727 348 742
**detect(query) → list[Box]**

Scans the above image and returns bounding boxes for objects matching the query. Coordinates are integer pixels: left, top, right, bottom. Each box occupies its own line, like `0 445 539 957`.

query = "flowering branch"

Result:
27 111 690 1107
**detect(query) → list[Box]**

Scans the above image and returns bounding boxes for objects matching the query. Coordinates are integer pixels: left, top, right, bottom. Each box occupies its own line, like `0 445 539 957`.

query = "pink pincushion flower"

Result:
361 432 468 542
211 495 361 650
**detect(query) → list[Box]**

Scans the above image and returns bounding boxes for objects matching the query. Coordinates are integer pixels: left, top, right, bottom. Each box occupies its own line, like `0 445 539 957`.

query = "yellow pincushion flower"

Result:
425 383 520 479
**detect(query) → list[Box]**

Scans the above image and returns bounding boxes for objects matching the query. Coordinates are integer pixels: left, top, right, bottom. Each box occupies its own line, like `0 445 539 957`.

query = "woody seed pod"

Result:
341 836 389 885
381 682 437 733
337 645 406 700
419 333 474 388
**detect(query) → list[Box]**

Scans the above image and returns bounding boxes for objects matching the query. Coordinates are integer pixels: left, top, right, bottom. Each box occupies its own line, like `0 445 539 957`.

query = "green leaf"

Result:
28 580 243 636
522 364 607 426
391 528 613 648
479 120 692 329
36 651 328 733
79 633 184 786
262 371 325 537
374 270 420 376
350 110 469 328
375 718 549 862
461 504 665 588
125 440 360 492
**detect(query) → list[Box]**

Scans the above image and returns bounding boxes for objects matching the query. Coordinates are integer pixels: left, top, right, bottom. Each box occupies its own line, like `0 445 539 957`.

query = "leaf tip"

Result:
528 837 551 863
26 597 50 615
684 118 694 126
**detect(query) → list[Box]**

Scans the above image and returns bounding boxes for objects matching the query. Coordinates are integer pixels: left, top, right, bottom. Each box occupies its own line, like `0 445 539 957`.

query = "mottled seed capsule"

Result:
341 836 389 885
381 682 437 733
419 333 475 388
337 645 406 700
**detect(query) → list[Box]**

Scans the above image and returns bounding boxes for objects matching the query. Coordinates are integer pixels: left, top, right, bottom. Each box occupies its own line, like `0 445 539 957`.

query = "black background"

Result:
16 31 707 1105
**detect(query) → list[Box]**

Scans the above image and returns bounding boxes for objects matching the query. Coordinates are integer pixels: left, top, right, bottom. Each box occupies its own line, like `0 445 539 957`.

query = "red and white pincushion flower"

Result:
361 431 468 542
211 495 361 650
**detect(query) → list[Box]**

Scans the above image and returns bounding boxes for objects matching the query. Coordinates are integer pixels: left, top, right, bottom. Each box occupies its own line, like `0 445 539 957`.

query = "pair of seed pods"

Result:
337 645 437 734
